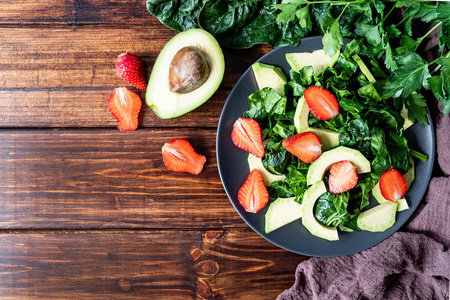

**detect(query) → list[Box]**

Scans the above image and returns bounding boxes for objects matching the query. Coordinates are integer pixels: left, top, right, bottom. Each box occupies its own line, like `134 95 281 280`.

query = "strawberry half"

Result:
328 160 358 194
116 53 147 91
231 118 265 158
238 169 269 213
162 139 206 175
107 87 142 131
379 169 407 201
304 86 339 120
282 132 322 163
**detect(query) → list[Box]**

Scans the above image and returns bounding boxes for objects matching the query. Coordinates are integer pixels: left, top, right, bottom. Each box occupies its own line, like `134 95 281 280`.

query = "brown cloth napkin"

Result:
277 26 450 300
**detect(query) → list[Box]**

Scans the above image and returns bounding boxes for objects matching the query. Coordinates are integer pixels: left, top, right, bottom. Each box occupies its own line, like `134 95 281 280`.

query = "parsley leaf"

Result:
323 19 343 57
383 51 431 99
273 0 306 22
405 93 429 125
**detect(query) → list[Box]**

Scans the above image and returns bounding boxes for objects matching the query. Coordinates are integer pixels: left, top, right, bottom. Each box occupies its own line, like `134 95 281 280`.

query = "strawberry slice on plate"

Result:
162 139 206 175
282 131 322 163
107 87 142 131
379 169 407 201
116 53 147 91
231 118 265 158
328 160 358 194
238 169 269 213
304 86 339 120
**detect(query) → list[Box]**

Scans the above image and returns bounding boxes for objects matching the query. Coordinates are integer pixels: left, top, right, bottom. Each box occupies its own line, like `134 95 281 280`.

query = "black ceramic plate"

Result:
216 36 435 257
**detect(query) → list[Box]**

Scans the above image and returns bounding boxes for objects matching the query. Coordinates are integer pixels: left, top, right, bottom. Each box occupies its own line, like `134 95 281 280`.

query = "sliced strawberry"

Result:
238 169 269 213
304 86 339 120
379 169 407 201
328 160 358 194
107 87 142 131
116 53 147 91
282 132 322 163
231 118 265 158
162 139 206 175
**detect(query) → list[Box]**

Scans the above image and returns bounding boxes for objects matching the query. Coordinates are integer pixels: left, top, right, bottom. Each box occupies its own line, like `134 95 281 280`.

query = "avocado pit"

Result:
169 46 210 94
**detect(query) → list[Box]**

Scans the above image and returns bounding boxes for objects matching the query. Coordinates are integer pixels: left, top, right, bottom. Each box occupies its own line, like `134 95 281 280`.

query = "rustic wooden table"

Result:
0 1 309 299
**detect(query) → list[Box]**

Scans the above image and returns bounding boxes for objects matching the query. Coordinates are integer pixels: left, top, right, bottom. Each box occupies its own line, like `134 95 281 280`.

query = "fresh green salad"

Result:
240 40 428 240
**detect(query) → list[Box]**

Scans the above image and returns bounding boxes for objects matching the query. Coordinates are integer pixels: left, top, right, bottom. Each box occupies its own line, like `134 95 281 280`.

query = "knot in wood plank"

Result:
195 279 213 299
195 259 219 277
190 248 203 261
118 279 131 292
202 230 225 245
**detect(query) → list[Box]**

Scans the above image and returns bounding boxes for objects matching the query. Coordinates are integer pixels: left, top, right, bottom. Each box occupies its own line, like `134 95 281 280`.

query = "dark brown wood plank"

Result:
0 89 228 128
0 1 74 24
0 27 271 128
0 27 267 89
0 229 306 299
0 0 161 25
0 128 249 229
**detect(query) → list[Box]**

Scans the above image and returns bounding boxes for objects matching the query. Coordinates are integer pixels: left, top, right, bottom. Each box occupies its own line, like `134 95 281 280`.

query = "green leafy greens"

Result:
147 0 450 115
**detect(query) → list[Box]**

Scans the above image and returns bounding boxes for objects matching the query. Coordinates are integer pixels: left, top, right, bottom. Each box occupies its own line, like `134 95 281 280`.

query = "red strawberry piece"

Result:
282 132 322 163
116 53 147 91
162 139 206 175
231 118 265 158
107 87 142 131
328 160 358 194
379 169 407 201
238 169 269 213
304 86 339 120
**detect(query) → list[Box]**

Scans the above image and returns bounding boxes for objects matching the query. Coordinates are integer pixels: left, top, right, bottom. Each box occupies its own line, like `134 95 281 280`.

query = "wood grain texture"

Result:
0 128 249 229
0 89 228 128
0 27 271 128
0 1 308 298
0 0 159 25
0 230 306 299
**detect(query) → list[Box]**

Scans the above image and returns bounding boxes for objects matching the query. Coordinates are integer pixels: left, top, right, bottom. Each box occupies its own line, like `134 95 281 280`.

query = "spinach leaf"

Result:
244 87 287 121
146 0 206 32
198 0 260 37
268 164 308 202
314 192 350 228
214 0 309 48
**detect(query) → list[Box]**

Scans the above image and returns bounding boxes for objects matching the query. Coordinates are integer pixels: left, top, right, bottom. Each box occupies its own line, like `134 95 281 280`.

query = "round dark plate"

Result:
216 36 435 257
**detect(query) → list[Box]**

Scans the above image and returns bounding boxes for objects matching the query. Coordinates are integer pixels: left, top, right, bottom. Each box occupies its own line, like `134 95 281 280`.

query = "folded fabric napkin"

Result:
277 29 450 300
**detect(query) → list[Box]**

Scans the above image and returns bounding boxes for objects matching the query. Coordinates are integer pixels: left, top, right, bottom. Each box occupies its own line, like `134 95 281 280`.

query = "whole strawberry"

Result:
116 53 147 91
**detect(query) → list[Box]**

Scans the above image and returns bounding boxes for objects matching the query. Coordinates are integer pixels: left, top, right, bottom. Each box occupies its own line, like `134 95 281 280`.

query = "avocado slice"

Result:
357 202 398 232
293 95 340 150
146 29 225 119
403 157 415 189
401 105 414 130
286 49 339 76
372 182 409 212
307 146 371 186
265 197 302 234
293 95 309 133
306 128 340 151
371 157 414 212
248 154 286 186
252 62 287 96
302 181 339 241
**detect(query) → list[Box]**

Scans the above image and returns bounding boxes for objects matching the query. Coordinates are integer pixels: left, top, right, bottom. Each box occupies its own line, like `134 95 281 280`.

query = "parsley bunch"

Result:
274 0 450 116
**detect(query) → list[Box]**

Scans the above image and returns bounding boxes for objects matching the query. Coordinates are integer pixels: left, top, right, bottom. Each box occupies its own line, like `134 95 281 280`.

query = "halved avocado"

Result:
146 29 225 119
